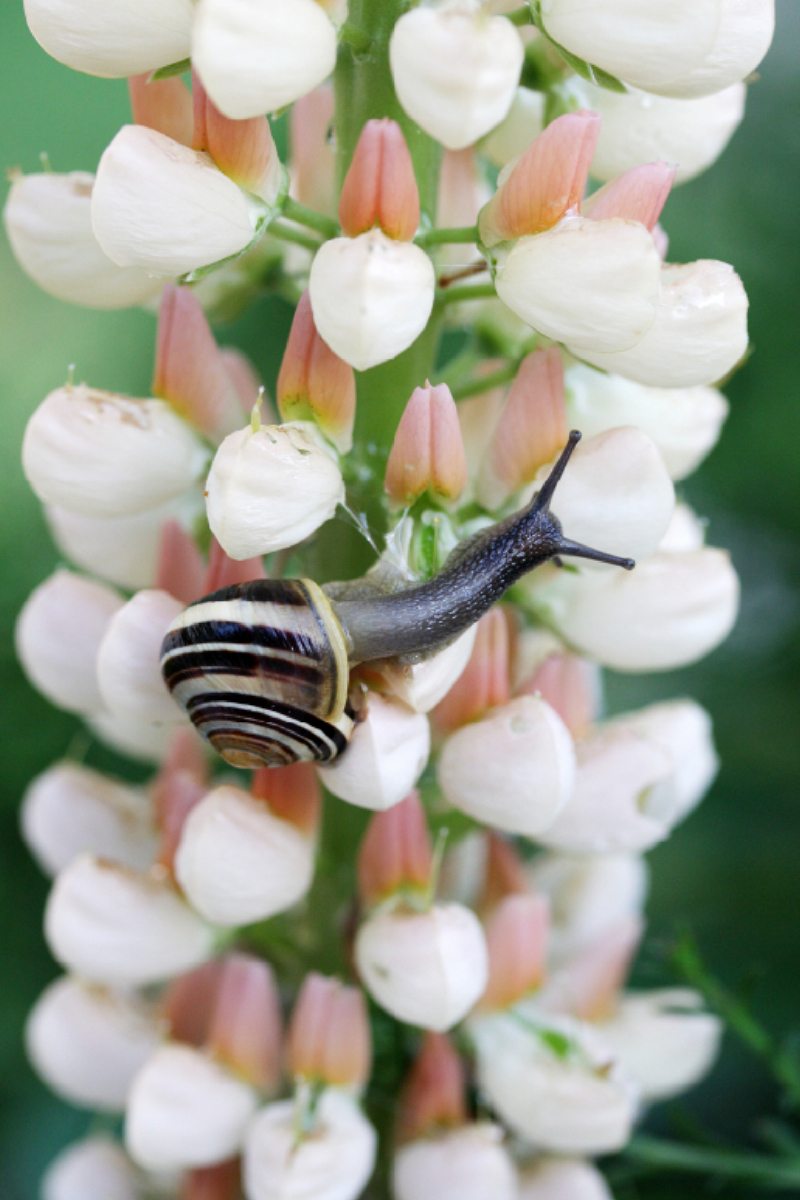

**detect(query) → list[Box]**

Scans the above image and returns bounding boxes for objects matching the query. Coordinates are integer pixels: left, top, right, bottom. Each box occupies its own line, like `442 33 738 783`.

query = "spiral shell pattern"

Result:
160 579 353 768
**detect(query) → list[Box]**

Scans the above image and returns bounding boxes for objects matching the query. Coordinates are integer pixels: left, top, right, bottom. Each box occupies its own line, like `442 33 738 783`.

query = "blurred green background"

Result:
1 4 798 1196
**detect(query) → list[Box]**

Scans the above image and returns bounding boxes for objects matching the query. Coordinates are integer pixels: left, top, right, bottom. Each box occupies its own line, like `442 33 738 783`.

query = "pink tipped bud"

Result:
290 85 336 216
583 162 675 232
162 960 225 1048
288 973 372 1090
545 916 643 1022
277 291 356 453
480 833 529 913
156 521 207 606
251 762 322 836
339 119 420 242
153 286 245 441
128 74 193 147
385 383 467 506
203 538 267 595
207 955 283 1092
433 609 511 734
192 71 283 206
358 792 433 906
181 1160 241 1200
479 894 550 1013
155 767 208 876
477 348 568 511
517 652 599 740
220 349 274 420
397 1033 467 1144
479 111 601 248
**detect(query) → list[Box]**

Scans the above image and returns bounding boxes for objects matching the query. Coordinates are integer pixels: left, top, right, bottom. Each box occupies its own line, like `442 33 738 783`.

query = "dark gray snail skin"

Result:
160 431 634 767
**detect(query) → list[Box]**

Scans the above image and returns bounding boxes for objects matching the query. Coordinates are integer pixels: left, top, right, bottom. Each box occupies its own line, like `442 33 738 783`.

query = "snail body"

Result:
161 432 635 769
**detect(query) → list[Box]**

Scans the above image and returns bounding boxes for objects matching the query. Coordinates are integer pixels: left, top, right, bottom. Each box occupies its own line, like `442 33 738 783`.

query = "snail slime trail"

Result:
160 433 634 768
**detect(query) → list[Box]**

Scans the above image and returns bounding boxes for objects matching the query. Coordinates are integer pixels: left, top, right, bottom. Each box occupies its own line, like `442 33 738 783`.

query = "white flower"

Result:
393 1124 518 1200
15 570 124 714
192 0 338 120
535 426 675 565
20 761 157 877
318 693 431 811
527 853 648 964
470 1010 638 1154
538 0 774 99
96 590 187 727
309 231 436 372
41 1137 144 1200
389 2 524 151
529 547 739 671
437 696 575 837
379 626 477 713
518 1157 613 1200
23 384 209 518
44 854 217 986
3 171 165 308
583 82 746 185
564 363 728 481
23 0 193 77
92 125 268 278
88 710 179 765
576 260 749 389
126 1043 258 1170
481 86 545 168
355 903 488 1031
206 421 344 558
495 215 662 354
243 1090 377 1200
26 976 159 1112
174 784 315 926
595 989 722 1102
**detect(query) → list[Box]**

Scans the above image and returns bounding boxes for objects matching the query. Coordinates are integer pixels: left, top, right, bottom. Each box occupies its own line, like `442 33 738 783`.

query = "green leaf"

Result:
149 57 191 81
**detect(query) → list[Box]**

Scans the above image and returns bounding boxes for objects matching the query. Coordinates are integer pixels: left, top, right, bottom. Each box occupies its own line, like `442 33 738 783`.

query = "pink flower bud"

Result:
21 762 157 877
192 71 284 206
192 0 338 121
290 85 336 216
389 4 524 151
397 1034 467 1143
308 231 435 371
477 348 568 510
16 570 124 715
243 1091 377 1200
155 520 207 606
339 120 420 242
582 162 675 231
153 286 247 441
203 537 268 593
125 1043 259 1170
45 854 217 986
153 766 207 877
355 903 488 1031
220 348 270 416
318 693 430 812
479 111 600 247
162 959 225 1048
3 170 164 309
41 1137 144 1200
438 696 575 837
251 761 322 835
207 955 283 1091
385 383 468 506
26 976 159 1112
128 74 193 147
181 1161 241 1200
288 974 371 1090
433 609 511 734
479 894 550 1013
540 917 643 1022
517 653 599 740
479 834 529 913
358 792 433 906
277 291 356 453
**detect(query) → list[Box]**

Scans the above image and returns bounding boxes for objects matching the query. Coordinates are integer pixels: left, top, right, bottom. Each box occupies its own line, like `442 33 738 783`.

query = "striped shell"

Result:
160 579 354 768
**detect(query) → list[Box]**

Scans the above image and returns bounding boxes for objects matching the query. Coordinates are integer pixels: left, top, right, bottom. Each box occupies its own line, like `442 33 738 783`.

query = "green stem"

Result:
505 5 534 25
281 196 339 239
339 20 373 52
437 281 497 305
624 1136 800 1190
267 221 323 254
450 360 518 400
416 225 479 248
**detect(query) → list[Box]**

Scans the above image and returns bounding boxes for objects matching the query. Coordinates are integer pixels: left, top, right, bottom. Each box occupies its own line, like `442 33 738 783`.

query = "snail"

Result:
160 431 634 769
